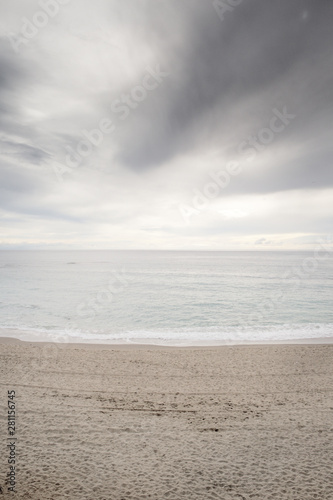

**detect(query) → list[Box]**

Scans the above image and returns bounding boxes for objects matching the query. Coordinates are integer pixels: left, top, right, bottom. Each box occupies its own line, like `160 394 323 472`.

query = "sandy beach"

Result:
0 339 332 499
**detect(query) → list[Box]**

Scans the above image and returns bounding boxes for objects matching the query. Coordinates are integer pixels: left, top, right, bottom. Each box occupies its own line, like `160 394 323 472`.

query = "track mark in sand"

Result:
100 407 197 413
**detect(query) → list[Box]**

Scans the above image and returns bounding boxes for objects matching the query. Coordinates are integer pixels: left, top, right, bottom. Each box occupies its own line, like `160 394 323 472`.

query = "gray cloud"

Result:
114 1 333 177
0 0 332 248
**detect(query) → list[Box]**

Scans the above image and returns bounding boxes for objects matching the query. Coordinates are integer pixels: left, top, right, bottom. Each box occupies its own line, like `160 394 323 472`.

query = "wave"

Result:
0 323 332 345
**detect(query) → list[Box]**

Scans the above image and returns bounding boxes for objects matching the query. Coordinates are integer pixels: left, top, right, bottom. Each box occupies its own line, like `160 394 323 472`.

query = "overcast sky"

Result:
0 0 332 250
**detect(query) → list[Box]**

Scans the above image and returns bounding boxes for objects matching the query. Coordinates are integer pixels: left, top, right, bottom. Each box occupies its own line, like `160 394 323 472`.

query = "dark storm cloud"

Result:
116 0 333 193
2 1 333 190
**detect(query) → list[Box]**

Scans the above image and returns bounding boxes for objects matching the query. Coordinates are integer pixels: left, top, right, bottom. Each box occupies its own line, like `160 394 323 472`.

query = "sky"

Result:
0 0 332 250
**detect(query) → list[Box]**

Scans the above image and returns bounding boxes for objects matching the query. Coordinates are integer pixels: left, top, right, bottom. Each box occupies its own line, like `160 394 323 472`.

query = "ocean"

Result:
0 250 332 344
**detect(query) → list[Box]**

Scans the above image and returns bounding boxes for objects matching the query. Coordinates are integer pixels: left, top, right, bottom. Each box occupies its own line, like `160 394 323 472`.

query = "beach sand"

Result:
0 339 332 499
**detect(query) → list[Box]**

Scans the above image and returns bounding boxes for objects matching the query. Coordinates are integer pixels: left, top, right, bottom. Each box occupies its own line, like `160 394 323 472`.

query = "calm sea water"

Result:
0 250 332 344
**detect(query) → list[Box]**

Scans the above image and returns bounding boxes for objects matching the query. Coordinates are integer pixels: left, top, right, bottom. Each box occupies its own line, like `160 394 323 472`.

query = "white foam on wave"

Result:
0 323 332 345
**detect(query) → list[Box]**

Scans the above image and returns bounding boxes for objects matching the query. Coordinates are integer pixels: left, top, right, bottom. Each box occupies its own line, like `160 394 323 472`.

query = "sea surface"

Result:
0 250 332 344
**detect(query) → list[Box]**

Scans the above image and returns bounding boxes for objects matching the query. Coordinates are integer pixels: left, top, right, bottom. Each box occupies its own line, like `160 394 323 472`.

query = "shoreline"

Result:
1 334 333 348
